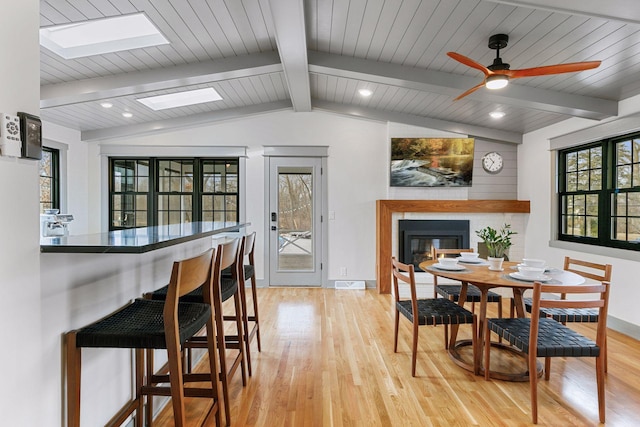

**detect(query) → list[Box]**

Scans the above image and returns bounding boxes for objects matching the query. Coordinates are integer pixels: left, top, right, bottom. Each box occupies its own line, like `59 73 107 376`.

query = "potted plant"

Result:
475 224 516 271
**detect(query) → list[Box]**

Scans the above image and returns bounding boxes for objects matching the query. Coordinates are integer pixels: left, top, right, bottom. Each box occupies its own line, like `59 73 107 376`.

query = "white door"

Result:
268 157 323 286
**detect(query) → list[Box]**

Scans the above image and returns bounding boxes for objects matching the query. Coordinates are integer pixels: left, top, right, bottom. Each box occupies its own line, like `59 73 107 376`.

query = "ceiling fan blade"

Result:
507 61 601 78
453 82 485 101
447 52 491 76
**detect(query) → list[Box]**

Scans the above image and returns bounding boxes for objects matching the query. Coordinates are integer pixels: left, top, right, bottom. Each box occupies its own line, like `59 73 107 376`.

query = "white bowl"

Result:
459 252 479 260
438 258 459 266
518 266 545 278
522 258 546 268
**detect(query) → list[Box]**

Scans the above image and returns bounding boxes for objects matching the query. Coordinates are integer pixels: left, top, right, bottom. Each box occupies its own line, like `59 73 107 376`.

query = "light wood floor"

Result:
154 288 640 426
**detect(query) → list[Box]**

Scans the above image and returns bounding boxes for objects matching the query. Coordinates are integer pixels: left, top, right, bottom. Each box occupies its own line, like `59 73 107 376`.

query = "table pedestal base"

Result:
448 339 543 382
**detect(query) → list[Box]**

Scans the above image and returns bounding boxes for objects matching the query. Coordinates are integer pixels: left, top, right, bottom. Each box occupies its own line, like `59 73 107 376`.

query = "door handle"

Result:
271 226 277 231
271 212 277 222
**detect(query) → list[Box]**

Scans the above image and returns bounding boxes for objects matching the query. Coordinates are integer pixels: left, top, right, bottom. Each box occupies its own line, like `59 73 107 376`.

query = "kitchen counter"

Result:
40 221 248 253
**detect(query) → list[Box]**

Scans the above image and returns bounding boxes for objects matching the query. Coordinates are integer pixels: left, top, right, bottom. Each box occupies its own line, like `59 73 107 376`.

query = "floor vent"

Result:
335 280 365 290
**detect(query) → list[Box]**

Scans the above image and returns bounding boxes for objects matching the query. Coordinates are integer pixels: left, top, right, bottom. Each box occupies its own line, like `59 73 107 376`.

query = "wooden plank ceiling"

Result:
38 0 640 143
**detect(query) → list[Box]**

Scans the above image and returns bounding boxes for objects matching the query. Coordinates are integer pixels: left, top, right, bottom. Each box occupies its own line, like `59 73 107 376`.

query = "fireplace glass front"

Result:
398 220 470 269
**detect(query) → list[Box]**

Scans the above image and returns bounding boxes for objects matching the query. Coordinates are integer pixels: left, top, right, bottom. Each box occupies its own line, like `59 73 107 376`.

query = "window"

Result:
39 147 60 213
109 157 239 230
559 132 640 250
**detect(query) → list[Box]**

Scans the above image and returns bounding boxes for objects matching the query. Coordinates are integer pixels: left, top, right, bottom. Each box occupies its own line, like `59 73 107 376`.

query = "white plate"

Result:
509 272 551 282
433 263 466 271
457 257 483 264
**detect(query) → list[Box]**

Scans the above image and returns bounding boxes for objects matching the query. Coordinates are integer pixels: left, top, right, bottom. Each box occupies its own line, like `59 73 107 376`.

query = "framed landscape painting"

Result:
390 137 475 187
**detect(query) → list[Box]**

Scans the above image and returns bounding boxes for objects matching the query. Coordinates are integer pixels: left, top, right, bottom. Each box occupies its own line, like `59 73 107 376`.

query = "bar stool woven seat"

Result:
149 276 238 303
74 299 209 349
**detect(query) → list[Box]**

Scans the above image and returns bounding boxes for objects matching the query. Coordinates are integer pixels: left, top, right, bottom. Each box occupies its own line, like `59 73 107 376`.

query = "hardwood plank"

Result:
152 288 640 426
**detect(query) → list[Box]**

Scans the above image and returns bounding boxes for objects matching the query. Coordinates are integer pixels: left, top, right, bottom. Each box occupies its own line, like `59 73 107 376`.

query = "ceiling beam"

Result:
487 0 640 25
81 101 291 142
308 51 617 120
266 0 311 112
313 100 523 144
40 51 283 108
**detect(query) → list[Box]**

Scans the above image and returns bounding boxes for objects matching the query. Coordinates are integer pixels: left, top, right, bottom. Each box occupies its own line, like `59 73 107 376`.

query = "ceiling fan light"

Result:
485 75 509 90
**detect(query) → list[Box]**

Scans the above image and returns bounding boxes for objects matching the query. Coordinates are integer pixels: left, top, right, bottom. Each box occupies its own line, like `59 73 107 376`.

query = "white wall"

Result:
96 110 390 282
0 1 43 425
42 120 91 234
520 94 640 333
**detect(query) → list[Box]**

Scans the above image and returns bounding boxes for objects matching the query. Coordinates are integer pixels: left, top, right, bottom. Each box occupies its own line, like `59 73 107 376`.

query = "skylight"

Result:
39 13 169 59
136 88 223 110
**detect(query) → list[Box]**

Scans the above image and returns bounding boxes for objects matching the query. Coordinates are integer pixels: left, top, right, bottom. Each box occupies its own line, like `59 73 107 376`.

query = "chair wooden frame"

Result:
65 248 221 427
392 257 478 377
520 256 612 372
485 281 609 424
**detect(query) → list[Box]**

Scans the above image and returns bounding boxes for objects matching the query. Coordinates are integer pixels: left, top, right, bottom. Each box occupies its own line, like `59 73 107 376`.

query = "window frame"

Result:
108 156 239 231
558 132 640 251
39 146 60 213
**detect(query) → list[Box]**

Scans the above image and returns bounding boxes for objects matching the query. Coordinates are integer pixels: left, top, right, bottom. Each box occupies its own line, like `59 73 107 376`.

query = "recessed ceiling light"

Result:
358 89 373 97
100 102 113 109
39 13 169 59
122 112 133 118
137 88 223 110
490 111 505 119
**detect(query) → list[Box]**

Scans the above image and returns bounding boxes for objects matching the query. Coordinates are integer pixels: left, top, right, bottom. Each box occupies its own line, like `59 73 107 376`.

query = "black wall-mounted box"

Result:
18 112 42 160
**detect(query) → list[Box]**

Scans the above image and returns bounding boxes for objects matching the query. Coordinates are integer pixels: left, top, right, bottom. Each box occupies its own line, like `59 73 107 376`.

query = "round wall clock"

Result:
482 151 503 174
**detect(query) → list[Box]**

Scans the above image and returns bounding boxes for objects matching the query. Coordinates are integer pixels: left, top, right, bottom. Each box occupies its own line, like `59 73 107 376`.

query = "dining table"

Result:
419 258 588 381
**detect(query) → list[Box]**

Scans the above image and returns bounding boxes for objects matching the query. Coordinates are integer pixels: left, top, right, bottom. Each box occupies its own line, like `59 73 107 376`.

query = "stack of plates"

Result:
509 272 551 282
433 263 466 271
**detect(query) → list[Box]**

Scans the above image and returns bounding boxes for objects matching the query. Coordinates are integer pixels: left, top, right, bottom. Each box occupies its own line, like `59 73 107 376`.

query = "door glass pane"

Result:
277 167 313 271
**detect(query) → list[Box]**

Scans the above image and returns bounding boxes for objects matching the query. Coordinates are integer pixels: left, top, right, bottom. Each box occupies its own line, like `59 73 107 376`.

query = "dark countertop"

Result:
40 221 249 254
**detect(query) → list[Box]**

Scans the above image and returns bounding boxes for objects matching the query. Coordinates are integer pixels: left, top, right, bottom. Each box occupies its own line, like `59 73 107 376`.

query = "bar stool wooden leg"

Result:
249 272 261 352
238 278 252 376
66 331 81 427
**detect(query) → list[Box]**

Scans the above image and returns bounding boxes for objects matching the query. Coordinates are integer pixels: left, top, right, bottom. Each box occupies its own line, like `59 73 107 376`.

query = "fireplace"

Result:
398 220 470 268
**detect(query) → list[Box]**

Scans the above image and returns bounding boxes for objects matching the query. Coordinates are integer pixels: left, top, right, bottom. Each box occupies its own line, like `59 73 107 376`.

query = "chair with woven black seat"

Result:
392 257 478 377
145 238 246 427
432 247 503 320
521 256 612 372
223 232 261 376
65 248 221 427
485 280 609 424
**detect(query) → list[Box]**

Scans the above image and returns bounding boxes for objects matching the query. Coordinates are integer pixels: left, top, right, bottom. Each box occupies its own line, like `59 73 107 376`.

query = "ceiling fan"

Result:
447 34 601 101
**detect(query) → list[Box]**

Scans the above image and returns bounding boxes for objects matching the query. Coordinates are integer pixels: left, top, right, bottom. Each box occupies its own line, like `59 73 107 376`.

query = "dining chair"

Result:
521 256 612 372
65 248 221 427
432 247 503 319
484 280 609 424
392 257 477 377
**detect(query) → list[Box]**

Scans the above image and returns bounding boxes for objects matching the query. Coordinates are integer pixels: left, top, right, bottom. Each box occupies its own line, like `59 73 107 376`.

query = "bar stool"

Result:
65 248 221 427
145 238 245 426
223 232 260 376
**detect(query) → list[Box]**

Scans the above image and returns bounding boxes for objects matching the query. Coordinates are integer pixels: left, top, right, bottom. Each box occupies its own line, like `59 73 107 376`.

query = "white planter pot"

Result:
487 256 504 271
